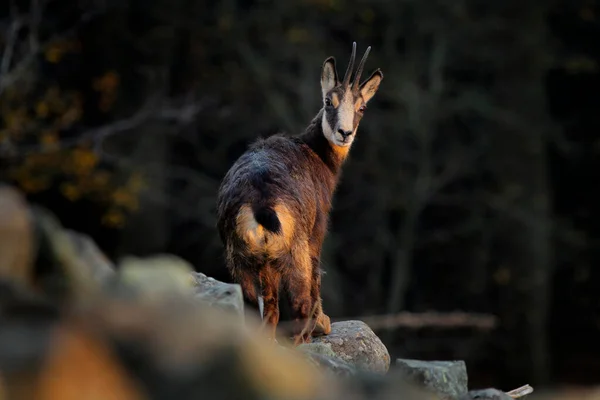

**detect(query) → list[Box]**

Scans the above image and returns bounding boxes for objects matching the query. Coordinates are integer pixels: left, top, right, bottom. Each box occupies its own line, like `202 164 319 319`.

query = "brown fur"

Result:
216 43 382 343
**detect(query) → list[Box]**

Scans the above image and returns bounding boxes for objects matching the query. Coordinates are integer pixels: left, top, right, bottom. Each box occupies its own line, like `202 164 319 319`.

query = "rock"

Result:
395 359 468 400
116 254 196 298
311 320 390 374
63 230 115 284
31 206 108 300
296 343 425 400
298 342 338 359
191 271 244 319
459 389 512 400
112 257 244 321
305 351 359 377
0 185 35 287
0 287 343 400
297 342 358 377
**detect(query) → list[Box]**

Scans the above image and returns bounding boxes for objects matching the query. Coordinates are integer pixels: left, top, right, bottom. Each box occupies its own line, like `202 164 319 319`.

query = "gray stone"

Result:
298 342 359 377
459 389 512 400
64 229 115 284
32 206 111 299
296 342 395 398
116 254 196 298
298 342 338 359
109 257 244 322
191 271 244 319
395 359 468 399
0 185 35 287
301 350 359 377
311 320 390 374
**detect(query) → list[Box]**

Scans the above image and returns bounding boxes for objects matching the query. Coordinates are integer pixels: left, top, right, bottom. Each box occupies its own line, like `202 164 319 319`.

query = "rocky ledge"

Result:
0 184 534 400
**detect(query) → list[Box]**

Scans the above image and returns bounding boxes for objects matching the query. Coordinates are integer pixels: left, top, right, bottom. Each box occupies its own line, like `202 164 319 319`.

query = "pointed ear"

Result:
321 57 338 97
359 69 383 103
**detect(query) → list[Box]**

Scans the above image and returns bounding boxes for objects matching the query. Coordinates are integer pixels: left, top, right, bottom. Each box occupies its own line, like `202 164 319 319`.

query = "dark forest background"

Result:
1 0 599 391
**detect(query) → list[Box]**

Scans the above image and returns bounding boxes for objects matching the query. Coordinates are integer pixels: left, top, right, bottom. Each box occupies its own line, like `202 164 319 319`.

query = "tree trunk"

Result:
488 3 554 385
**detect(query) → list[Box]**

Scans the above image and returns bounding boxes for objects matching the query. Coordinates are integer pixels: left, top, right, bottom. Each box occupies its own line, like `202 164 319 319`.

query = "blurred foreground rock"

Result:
395 359 468 400
311 320 391 374
0 291 339 400
0 185 526 399
0 186 35 287
114 254 196 297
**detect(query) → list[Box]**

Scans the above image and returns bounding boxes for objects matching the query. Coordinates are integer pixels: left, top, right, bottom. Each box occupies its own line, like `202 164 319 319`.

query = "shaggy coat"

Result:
216 43 382 343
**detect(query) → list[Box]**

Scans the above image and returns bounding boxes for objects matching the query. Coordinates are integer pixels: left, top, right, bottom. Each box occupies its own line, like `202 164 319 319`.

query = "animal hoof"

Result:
292 334 312 345
312 313 331 336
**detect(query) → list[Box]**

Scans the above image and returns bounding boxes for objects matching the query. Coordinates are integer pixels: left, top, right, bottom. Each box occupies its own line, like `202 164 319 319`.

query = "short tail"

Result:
252 206 282 234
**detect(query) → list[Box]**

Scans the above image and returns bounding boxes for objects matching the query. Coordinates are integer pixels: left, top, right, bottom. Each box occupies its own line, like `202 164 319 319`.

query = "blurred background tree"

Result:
1 0 599 391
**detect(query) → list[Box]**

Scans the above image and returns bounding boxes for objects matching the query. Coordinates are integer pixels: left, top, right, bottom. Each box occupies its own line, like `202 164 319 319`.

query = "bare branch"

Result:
6 95 209 158
28 0 42 53
506 385 534 398
236 40 300 131
0 8 102 95
278 311 498 333
1 10 22 80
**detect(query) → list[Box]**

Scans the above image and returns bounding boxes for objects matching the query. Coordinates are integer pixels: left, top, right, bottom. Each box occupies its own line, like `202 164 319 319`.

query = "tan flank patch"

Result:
272 203 295 248
236 204 265 251
235 204 296 257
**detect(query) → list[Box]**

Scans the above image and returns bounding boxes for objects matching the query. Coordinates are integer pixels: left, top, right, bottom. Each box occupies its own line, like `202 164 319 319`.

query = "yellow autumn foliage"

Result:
36 101 50 118
60 182 81 201
45 44 64 64
102 207 126 228
93 71 120 94
111 188 139 212
40 130 59 148
0 41 143 230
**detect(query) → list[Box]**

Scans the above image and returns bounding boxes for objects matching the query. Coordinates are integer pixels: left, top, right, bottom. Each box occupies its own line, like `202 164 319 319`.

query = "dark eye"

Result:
359 104 367 113
324 98 332 107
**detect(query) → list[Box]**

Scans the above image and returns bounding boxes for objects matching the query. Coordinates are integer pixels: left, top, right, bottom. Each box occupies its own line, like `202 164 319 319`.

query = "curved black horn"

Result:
342 42 357 87
352 46 371 90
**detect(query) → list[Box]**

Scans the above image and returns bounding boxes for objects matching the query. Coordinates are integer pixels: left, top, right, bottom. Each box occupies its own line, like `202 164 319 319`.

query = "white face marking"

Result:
322 89 359 148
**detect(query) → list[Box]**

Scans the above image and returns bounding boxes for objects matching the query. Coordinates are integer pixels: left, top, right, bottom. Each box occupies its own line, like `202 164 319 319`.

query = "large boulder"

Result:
191 271 244 319
311 320 390 374
0 287 341 400
297 342 358 377
395 359 468 400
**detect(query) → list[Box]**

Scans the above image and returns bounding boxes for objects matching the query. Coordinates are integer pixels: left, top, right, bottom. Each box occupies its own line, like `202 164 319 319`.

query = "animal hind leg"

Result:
259 264 281 342
228 255 260 318
283 245 316 344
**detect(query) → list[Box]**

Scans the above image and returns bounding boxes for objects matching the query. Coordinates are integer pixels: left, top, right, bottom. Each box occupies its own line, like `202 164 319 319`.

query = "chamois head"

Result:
320 42 383 148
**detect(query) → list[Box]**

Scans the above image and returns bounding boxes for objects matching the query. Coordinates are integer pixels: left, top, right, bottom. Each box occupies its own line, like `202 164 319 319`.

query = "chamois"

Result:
216 42 383 344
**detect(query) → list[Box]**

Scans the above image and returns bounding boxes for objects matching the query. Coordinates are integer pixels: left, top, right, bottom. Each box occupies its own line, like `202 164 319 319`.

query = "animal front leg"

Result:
310 296 331 336
310 256 331 336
